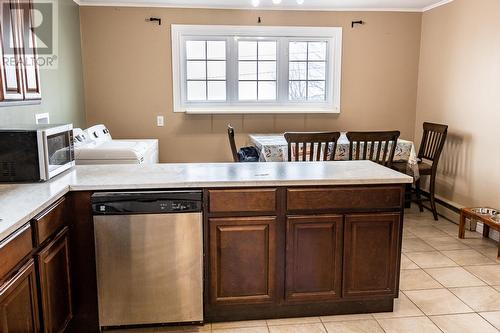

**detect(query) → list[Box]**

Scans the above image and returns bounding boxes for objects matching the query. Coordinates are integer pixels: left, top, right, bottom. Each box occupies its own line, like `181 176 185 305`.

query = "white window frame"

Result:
171 25 342 114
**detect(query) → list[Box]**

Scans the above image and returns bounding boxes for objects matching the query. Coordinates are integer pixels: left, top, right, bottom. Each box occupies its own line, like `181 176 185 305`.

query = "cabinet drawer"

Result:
32 197 66 246
287 186 403 212
209 189 277 213
0 224 33 281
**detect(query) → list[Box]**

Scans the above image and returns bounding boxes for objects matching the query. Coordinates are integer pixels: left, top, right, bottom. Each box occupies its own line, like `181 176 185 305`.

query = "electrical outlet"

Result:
157 115 165 127
35 113 50 124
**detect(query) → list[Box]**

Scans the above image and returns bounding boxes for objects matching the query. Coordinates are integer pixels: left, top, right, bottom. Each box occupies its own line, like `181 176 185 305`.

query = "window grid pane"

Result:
238 40 277 101
288 41 327 102
186 40 227 101
181 34 335 107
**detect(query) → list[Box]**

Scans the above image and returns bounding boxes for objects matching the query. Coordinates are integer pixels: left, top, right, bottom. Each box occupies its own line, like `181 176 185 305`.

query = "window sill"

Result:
0 99 41 108
182 107 340 115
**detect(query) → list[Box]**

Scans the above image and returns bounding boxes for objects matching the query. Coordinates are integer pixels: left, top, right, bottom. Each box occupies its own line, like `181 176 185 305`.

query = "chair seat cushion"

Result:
418 162 433 175
391 162 408 174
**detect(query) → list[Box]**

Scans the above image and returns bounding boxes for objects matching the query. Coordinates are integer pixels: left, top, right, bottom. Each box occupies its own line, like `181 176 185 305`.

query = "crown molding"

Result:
74 0 453 13
422 0 453 12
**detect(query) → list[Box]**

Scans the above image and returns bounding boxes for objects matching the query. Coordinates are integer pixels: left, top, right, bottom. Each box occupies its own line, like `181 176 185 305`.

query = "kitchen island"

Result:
0 161 412 332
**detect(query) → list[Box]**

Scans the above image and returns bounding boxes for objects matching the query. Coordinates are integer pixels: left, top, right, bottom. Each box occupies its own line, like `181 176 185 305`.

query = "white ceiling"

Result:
76 0 453 12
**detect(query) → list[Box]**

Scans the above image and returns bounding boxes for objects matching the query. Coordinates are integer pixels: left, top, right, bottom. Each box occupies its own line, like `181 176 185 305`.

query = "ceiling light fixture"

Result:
252 0 303 7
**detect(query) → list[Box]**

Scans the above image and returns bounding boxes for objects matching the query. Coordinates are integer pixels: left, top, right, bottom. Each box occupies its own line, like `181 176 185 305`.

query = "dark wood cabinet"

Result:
343 213 401 298
0 0 41 102
36 227 72 333
0 0 25 101
32 198 67 247
0 259 40 333
285 215 343 302
0 224 33 282
208 189 277 214
209 216 277 305
18 0 41 100
204 186 405 322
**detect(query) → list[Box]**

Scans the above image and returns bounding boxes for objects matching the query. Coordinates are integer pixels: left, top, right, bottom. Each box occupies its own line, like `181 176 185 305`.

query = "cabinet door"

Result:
17 0 40 99
343 213 401 298
37 227 72 333
285 215 343 302
0 259 40 333
0 0 24 101
209 217 276 305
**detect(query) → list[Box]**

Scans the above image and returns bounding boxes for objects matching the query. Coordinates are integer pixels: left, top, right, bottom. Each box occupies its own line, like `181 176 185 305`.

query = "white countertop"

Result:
0 161 412 242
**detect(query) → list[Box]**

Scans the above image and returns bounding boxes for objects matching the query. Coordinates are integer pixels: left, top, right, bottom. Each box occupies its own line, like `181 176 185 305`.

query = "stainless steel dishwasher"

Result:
91 191 203 329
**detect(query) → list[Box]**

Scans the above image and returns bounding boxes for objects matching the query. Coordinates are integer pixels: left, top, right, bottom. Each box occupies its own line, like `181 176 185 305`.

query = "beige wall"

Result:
80 7 422 162
415 0 500 208
0 0 86 127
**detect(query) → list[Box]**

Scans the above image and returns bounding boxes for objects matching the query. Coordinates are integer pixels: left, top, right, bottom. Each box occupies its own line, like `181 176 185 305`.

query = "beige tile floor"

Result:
110 206 500 333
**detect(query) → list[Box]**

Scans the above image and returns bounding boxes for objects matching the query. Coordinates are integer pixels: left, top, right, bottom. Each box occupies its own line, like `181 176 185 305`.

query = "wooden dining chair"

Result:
227 125 260 162
414 122 448 220
284 132 341 162
346 131 401 167
227 125 240 162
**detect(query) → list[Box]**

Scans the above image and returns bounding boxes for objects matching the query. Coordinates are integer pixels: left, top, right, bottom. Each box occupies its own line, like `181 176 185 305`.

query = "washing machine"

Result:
73 125 159 165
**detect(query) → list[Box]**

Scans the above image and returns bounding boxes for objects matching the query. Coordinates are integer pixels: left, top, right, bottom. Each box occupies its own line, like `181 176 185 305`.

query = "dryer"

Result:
73 125 159 165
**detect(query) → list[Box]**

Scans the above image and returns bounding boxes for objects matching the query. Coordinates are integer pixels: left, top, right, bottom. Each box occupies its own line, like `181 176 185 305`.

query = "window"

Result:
172 25 342 114
238 40 277 101
288 41 327 101
185 40 227 101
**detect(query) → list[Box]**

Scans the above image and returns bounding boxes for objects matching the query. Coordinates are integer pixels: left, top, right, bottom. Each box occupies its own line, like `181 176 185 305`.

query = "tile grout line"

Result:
461 265 500 287
428 313 500 333
400 215 500 331
319 318 328 333
477 312 500 332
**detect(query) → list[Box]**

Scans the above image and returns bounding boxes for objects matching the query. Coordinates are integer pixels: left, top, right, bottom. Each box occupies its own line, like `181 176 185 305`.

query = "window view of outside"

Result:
238 40 277 101
186 40 227 101
184 38 329 104
288 41 327 101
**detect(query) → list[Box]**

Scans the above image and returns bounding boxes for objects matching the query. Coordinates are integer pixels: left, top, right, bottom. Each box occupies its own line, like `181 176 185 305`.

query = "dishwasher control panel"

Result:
91 191 203 215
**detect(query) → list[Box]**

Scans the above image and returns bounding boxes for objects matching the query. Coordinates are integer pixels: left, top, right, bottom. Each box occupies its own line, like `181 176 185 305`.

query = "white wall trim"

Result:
75 0 444 12
171 24 342 114
422 0 454 12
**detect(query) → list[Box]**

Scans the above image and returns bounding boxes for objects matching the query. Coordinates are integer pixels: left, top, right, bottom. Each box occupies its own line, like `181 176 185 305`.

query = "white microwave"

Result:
0 124 75 182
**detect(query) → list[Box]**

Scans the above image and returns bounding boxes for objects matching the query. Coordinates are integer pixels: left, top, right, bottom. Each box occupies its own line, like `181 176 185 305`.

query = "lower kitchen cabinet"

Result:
209 217 277 305
0 259 40 333
36 227 72 333
285 215 343 302
342 213 401 298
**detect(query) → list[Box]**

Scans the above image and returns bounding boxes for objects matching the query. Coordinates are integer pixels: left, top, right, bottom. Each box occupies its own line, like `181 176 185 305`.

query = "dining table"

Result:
248 132 420 179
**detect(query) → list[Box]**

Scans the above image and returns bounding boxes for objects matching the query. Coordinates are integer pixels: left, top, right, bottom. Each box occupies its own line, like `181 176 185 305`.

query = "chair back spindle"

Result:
284 132 341 162
346 131 401 167
418 122 448 166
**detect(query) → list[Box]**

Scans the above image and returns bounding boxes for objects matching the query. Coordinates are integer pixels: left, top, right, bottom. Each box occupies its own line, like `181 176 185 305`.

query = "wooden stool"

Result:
459 207 500 259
